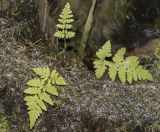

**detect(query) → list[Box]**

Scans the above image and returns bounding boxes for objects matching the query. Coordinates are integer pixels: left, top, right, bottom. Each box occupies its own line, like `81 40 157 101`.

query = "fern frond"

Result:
50 70 66 85
124 56 139 68
93 60 107 79
32 67 50 80
136 66 153 81
26 78 44 87
93 41 112 79
66 19 74 23
96 41 112 60
39 93 53 105
29 110 38 129
24 95 38 102
65 31 75 39
58 19 67 24
132 68 138 82
24 67 66 129
118 66 126 83
93 41 153 83
54 31 65 38
113 48 126 63
45 82 58 96
60 14 73 19
62 3 73 16
56 24 73 29
24 95 42 129
24 87 40 95
36 98 47 111
108 63 118 81
126 69 133 84
54 2 75 40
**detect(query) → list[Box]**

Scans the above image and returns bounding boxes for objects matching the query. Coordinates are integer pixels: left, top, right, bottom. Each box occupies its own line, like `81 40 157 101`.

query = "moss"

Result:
0 106 9 132
154 17 160 29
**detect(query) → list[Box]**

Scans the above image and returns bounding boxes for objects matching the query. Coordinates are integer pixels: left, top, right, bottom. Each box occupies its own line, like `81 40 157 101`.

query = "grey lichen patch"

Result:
0 106 9 132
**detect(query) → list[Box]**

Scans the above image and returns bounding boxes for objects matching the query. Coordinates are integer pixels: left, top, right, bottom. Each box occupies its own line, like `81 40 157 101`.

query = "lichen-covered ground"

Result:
1 18 160 132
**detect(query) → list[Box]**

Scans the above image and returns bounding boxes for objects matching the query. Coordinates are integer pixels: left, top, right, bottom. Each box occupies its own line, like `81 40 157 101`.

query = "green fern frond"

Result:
44 82 59 96
24 67 66 129
24 87 40 95
118 66 126 83
136 66 153 81
39 93 53 105
113 48 126 63
93 60 107 79
54 31 65 38
32 67 50 80
36 98 47 111
61 3 73 19
96 41 112 60
26 78 44 87
54 2 75 39
56 24 73 29
54 2 75 52
93 40 153 84
93 41 112 79
108 63 118 81
65 31 75 39
50 70 66 85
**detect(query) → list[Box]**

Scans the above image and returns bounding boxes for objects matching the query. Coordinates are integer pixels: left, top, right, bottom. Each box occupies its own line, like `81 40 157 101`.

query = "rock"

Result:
1 19 160 132
0 106 9 132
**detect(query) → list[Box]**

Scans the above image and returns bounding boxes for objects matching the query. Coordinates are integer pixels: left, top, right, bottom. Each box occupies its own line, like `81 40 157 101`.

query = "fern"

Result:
54 2 75 52
93 41 153 83
24 67 66 129
93 41 112 78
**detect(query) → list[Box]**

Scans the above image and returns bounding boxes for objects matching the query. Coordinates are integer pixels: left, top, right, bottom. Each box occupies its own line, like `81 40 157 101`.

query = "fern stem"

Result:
64 22 67 53
64 37 67 53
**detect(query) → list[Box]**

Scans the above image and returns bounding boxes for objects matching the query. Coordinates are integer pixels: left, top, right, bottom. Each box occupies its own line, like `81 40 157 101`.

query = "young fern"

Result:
54 2 75 52
93 41 153 84
24 67 66 129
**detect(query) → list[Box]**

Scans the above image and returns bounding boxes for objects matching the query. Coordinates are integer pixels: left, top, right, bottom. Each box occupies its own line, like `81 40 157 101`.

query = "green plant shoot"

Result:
54 2 75 52
93 41 153 84
24 67 66 129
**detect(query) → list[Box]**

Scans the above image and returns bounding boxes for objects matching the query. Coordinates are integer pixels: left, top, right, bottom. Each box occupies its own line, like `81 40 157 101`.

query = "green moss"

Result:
154 18 160 29
0 107 9 132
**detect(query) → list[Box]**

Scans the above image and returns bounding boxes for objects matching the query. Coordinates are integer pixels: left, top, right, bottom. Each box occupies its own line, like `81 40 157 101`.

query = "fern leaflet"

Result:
93 41 112 79
96 41 112 60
